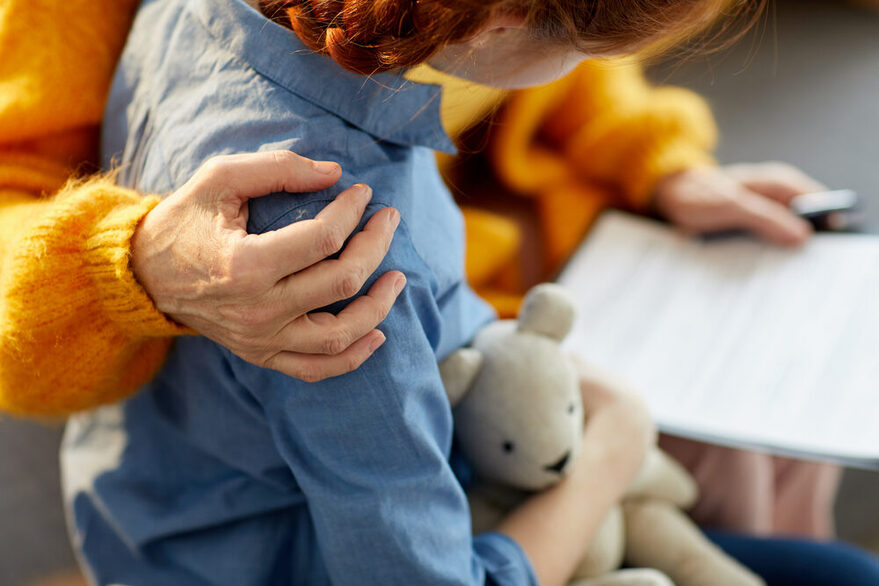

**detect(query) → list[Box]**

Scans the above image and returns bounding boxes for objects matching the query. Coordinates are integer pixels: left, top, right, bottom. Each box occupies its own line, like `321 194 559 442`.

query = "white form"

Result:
558 211 879 467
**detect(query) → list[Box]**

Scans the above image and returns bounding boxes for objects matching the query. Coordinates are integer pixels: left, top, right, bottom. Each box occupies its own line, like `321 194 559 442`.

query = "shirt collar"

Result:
191 0 457 154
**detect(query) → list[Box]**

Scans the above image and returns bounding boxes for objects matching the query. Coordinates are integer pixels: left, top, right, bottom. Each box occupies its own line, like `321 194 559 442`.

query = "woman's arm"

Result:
0 156 402 416
0 0 402 415
493 59 817 244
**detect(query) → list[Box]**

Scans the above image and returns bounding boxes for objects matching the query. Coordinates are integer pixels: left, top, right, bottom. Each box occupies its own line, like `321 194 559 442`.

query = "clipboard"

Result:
557 210 879 468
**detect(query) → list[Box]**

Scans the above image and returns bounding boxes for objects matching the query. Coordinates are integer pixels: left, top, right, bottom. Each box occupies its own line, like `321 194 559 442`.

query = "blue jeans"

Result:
707 530 879 586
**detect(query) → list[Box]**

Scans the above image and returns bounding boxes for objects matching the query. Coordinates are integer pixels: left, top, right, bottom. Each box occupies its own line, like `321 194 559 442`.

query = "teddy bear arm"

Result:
572 506 626 581
622 500 765 586
625 448 698 509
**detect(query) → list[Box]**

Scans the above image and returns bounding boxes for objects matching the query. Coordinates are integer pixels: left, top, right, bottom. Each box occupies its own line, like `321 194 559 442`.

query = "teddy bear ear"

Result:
438 348 484 407
517 283 576 342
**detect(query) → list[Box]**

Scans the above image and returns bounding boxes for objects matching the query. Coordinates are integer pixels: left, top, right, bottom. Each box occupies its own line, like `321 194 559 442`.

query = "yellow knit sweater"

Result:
0 1 715 416
0 0 184 416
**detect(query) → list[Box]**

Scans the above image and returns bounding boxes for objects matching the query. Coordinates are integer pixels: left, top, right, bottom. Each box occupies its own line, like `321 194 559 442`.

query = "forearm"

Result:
0 179 184 416
499 393 652 586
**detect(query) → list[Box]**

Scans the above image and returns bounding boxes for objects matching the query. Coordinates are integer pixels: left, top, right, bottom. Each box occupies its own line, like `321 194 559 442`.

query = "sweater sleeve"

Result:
0 0 185 416
492 58 718 211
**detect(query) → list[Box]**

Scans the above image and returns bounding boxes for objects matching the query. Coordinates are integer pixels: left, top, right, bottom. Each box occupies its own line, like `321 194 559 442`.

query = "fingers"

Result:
263 330 387 382
242 184 377 280
195 150 343 201
275 271 405 355
281 206 401 311
730 189 812 246
724 162 827 205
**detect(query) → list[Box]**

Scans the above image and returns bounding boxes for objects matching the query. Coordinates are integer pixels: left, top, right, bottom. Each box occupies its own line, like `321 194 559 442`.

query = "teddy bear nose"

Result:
544 450 571 474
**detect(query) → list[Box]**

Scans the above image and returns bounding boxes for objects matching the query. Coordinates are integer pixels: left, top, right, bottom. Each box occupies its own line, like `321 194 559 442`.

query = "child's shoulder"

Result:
120 0 452 180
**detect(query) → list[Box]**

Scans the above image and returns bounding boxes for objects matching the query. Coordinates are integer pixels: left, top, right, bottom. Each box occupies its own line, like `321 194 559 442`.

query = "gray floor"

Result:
1 1 878 584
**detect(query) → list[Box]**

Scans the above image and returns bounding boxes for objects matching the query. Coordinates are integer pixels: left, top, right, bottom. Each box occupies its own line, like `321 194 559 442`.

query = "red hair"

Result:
260 0 765 74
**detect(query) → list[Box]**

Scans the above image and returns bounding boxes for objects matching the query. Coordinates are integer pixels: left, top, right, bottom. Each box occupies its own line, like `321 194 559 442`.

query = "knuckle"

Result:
344 353 363 374
255 352 276 370
318 222 347 256
222 248 263 295
322 330 351 355
334 270 364 299
224 330 252 351
201 155 231 181
271 149 298 168
375 295 394 319
215 250 239 284
298 366 325 384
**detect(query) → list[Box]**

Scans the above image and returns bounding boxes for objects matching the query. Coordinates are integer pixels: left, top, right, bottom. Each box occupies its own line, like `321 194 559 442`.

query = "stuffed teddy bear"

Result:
439 283 764 586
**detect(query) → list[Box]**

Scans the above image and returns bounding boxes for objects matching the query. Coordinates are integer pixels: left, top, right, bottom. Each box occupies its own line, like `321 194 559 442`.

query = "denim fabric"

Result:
705 530 879 586
61 0 536 584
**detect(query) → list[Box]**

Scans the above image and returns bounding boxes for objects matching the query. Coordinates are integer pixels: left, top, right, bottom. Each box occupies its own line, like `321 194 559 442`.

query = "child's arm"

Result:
227 196 648 585
499 387 653 586
229 253 534 584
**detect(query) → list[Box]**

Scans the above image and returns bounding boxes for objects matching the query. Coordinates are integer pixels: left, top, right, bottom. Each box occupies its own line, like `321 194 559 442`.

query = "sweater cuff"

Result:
623 139 717 210
82 187 191 338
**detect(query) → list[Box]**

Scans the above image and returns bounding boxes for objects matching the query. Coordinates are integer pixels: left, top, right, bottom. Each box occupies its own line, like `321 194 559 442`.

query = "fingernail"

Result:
393 274 406 295
354 184 373 200
313 161 340 175
369 331 386 353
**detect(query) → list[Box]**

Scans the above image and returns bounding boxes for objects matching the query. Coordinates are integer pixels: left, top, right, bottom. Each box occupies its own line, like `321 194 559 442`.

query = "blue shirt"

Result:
61 0 537 585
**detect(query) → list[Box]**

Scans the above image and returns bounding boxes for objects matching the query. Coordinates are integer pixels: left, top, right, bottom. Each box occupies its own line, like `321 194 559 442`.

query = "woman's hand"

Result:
131 151 405 382
653 162 826 246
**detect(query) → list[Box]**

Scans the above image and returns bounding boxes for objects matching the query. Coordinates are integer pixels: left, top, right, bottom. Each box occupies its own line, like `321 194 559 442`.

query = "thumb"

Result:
734 189 812 246
195 151 342 202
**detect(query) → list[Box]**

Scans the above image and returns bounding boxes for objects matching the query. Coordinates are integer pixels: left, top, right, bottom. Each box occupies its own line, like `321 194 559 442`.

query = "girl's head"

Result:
260 0 763 87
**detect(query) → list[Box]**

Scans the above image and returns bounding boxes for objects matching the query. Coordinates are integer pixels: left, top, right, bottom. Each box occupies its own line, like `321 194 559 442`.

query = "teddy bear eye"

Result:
502 441 515 454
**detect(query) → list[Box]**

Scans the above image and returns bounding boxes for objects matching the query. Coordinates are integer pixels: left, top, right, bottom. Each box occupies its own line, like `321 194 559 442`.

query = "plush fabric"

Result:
440 284 763 586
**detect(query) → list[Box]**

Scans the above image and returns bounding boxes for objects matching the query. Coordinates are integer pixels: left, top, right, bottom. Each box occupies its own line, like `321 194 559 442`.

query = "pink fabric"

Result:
659 435 842 539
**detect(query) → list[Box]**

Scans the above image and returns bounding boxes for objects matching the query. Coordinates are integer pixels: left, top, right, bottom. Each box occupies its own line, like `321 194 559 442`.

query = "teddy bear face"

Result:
453 320 583 491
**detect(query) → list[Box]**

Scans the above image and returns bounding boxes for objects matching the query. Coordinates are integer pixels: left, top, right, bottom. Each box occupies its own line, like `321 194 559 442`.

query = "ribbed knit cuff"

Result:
81 185 191 338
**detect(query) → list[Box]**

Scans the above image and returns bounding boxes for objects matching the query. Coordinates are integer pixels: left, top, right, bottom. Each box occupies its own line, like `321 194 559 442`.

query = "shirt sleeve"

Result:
226 198 537 586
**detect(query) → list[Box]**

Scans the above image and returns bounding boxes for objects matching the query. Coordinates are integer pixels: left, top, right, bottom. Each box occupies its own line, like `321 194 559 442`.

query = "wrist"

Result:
129 204 166 311
651 165 709 219
129 197 192 320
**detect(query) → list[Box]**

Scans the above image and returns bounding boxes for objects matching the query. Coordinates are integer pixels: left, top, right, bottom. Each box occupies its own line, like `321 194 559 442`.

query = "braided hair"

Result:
260 0 762 75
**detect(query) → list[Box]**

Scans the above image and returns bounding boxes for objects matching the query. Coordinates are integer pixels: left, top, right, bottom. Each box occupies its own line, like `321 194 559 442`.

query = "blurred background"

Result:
2 0 877 584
